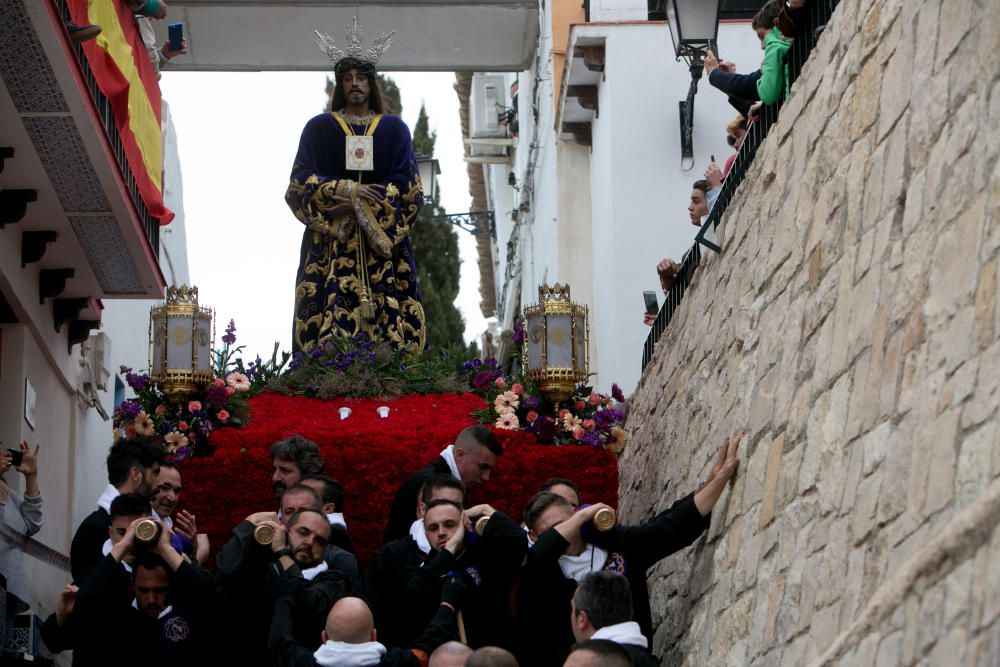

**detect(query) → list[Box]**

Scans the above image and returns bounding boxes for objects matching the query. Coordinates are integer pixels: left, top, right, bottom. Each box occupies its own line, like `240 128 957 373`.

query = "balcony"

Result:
0 0 166 309
152 0 540 72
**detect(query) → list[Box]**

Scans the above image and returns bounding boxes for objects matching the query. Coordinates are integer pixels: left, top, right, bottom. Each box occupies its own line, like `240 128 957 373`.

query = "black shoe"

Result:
67 22 101 44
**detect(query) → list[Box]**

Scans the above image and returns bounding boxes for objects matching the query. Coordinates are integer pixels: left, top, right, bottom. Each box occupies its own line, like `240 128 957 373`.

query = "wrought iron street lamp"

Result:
416 153 495 237
664 0 722 164
416 155 440 203
149 285 213 403
523 283 589 403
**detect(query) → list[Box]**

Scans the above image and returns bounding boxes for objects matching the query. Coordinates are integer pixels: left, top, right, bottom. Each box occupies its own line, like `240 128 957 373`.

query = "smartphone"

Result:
643 290 659 317
168 23 183 52
7 448 23 467
710 154 716 162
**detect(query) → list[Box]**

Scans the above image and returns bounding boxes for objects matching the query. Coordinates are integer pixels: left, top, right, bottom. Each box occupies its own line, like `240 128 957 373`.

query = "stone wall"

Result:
618 0 1000 665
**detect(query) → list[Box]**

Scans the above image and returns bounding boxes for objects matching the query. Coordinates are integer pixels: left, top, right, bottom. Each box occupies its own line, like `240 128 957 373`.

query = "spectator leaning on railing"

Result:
0 442 42 659
643 181 711 326
703 0 805 115
722 115 748 180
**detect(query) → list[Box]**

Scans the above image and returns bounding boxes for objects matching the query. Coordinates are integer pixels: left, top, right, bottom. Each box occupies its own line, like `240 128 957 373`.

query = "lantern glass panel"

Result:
546 313 573 368
667 0 719 53
194 317 211 372
525 312 543 371
151 311 166 374
166 315 193 369
573 311 587 373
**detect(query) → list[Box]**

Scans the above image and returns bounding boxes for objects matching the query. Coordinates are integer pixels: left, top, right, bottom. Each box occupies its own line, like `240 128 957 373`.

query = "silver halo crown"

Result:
315 17 395 71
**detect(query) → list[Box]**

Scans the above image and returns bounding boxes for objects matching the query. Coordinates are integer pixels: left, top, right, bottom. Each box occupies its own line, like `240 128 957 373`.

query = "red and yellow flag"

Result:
68 0 174 225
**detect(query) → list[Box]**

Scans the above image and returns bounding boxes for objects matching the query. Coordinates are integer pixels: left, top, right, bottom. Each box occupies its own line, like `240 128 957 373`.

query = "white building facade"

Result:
0 1 189 648
475 0 764 394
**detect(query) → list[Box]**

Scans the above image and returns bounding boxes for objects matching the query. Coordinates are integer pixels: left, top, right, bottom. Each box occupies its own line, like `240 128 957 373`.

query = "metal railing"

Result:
53 0 160 256
642 0 839 370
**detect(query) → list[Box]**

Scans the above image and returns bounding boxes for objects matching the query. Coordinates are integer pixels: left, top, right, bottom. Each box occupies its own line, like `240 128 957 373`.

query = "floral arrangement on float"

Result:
113 284 627 461
462 321 627 453
112 318 288 461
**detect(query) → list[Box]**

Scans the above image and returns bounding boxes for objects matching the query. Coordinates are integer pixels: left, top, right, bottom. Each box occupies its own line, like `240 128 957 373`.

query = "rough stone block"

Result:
759 433 785 529
974 256 997 349
926 195 984 321
878 416 913 525
861 421 892 476
944 557 975 628
956 421 996 508
923 407 961 515
877 19 913 141
935 0 973 71
851 56 881 138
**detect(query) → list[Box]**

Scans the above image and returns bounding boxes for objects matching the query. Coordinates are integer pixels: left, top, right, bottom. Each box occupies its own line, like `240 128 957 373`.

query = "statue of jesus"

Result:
285 20 426 353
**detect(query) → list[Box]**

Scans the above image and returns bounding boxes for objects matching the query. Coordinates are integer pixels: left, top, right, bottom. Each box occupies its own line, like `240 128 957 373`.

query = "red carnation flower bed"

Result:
178 392 619 563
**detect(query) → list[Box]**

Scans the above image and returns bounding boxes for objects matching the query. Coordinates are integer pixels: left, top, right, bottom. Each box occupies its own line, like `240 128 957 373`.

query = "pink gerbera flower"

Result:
226 372 251 392
495 412 520 430
494 391 519 412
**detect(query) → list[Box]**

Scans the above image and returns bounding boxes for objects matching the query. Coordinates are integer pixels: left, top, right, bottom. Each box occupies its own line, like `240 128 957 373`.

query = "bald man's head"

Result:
467 646 519 667
430 641 474 667
322 597 376 644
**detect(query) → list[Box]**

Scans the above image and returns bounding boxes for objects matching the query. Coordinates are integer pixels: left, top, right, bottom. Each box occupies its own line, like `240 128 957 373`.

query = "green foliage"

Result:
275 335 471 399
410 105 466 348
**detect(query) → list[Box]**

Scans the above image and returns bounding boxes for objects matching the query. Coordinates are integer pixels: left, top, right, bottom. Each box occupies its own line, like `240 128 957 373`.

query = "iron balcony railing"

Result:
54 0 160 256
642 0 840 370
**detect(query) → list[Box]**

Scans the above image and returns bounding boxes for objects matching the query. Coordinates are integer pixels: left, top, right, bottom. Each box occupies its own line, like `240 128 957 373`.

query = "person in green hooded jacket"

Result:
705 0 801 112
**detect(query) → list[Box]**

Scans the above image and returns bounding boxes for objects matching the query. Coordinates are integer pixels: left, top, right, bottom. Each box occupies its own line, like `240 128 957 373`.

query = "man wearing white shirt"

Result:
152 463 210 564
69 439 164 583
383 426 502 544
301 473 356 554
570 573 657 667
365 476 466 648
517 435 742 665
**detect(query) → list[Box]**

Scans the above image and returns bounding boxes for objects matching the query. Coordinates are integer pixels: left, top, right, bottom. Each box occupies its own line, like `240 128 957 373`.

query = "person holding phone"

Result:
0 442 42 659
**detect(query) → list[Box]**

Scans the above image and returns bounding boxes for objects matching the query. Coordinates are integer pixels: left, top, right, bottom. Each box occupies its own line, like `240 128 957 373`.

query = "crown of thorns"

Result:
315 17 395 72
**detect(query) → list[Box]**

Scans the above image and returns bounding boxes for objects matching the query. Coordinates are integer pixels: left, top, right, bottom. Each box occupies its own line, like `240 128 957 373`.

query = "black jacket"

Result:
516 493 709 666
329 523 356 554
269 590 457 667
216 520 352 666
69 507 110 584
708 68 761 116
367 511 526 650
65 553 218 667
622 642 660 667
382 457 452 544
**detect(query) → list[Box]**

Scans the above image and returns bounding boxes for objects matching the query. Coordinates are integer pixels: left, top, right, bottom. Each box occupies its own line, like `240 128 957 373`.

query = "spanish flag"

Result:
68 0 174 225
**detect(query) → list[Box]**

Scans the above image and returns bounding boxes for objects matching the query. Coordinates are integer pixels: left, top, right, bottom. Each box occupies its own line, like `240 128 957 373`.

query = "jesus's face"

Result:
341 69 371 107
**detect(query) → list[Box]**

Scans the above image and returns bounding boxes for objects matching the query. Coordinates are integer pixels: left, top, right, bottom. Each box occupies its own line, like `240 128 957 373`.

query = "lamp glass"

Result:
194 316 211 372
572 311 587 373
525 311 543 371
151 311 165 374
546 313 573 368
667 0 719 54
166 315 192 368
417 156 440 203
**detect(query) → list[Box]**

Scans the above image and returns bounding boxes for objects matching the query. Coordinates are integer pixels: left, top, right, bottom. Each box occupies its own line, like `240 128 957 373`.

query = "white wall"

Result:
588 0 648 22
488 18 764 395
589 22 766 394
73 101 191 528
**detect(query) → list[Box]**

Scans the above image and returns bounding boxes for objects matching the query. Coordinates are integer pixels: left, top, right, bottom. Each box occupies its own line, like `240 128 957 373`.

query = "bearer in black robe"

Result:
366 499 526 651
516 435 742 665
